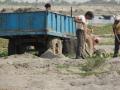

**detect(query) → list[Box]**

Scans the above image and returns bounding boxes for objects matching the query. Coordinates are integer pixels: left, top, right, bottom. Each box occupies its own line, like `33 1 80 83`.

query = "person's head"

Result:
85 11 94 20
114 15 120 24
45 3 51 10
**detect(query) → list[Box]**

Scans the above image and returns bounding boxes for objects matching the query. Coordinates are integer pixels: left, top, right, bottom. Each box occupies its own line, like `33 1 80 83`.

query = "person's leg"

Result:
113 35 119 57
76 29 81 58
80 30 86 58
76 29 85 59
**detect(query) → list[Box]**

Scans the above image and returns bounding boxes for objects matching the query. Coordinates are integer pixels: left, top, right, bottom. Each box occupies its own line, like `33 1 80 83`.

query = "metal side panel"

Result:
0 11 47 36
46 12 76 38
0 11 76 38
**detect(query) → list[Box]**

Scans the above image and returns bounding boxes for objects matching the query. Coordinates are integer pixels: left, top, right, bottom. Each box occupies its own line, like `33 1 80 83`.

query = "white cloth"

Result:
75 15 88 30
115 15 120 20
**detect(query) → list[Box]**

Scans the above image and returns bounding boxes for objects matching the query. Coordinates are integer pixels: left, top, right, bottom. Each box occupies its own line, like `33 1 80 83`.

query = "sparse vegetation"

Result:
80 56 106 72
99 37 114 45
89 24 114 45
57 50 115 77
57 64 69 69
0 50 8 57
57 55 110 77
0 38 8 57
92 24 113 35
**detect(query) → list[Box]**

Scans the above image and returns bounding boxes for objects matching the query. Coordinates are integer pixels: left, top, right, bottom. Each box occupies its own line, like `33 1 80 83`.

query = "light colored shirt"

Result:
75 15 88 30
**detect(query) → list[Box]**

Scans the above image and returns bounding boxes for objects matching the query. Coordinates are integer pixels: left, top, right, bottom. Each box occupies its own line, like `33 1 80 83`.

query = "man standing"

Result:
113 16 120 57
75 11 94 59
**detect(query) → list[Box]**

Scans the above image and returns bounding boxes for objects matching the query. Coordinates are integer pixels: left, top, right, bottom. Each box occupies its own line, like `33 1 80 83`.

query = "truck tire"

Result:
63 38 76 55
49 38 62 55
35 43 48 56
16 44 26 54
8 39 26 55
8 39 16 55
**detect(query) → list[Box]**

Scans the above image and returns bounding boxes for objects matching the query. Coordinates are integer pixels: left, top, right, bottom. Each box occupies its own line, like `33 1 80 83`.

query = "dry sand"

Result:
0 4 120 90
0 52 120 90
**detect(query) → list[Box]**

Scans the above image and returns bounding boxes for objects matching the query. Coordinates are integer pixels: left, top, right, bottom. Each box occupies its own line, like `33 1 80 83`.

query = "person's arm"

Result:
113 20 120 34
74 16 84 24
113 26 116 35
113 23 120 43
113 24 117 35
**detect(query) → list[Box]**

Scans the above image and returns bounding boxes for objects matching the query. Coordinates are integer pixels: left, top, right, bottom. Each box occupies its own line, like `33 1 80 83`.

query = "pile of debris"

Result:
0 7 43 13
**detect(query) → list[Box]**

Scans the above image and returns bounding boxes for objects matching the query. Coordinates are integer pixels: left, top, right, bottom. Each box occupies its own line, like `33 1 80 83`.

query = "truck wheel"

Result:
49 38 62 55
8 39 26 55
35 43 48 56
16 44 26 54
8 39 16 55
63 38 77 55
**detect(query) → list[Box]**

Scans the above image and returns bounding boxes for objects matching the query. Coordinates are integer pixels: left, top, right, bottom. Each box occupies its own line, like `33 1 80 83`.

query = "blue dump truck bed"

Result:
0 11 76 38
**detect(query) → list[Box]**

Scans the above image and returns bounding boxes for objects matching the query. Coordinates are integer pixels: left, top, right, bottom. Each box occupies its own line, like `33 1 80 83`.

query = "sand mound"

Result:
41 49 66 59
0 53 120 90
0 7 43 13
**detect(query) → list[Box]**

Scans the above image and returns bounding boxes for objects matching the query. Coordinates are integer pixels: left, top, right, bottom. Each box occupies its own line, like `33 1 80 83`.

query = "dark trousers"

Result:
76 29 85 59
114 34 120 57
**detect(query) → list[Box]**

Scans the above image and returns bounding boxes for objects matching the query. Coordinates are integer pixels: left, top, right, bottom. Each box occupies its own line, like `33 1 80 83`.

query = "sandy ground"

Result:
0 4 120 90
96 45 114 53
0 50 120 90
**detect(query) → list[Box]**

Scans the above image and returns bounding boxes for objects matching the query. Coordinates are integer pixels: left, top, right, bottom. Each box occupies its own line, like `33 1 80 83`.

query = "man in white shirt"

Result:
75 11 94 59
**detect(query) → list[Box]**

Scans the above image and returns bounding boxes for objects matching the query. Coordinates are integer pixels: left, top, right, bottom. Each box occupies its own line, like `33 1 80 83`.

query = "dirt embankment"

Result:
0 53 120 90
0 4 120 15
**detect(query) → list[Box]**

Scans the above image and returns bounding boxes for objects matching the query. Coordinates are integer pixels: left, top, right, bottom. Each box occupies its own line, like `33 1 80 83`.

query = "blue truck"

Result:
0 11 76 55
